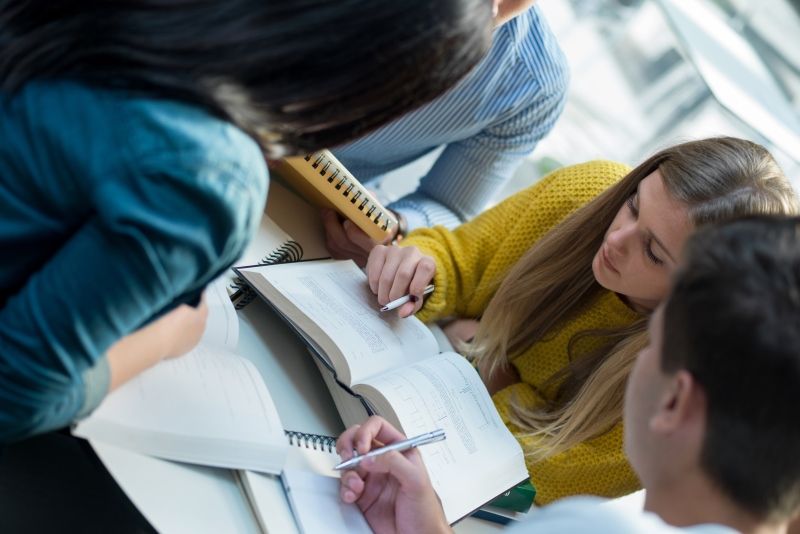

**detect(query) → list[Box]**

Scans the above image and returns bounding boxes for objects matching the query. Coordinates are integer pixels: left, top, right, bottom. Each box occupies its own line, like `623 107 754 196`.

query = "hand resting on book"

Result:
337 416 450 534
366 244 436 317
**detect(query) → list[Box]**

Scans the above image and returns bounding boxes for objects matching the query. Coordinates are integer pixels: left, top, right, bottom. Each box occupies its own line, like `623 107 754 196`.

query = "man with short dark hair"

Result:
337 216 800 534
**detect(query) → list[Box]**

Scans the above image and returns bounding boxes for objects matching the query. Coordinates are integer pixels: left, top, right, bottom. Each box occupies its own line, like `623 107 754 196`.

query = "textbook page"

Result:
239 259 439 386
201 276 240 350
74 345 288 473
357 352 528 523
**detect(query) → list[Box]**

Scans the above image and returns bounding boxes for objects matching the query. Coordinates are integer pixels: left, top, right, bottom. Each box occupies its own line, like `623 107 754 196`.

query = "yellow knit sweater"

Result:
402 161 643 504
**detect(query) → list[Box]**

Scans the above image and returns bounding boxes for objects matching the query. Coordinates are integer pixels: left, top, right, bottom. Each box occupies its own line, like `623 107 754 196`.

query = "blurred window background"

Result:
378 0 800 205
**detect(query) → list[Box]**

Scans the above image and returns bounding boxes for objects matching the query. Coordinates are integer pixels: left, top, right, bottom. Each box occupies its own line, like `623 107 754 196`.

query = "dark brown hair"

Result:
0 0 493 157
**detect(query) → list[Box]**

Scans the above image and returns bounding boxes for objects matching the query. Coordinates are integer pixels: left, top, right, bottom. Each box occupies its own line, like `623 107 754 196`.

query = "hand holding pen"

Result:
367 245 437 318
336 416 450 534
379 284 435 313
334 427 445 470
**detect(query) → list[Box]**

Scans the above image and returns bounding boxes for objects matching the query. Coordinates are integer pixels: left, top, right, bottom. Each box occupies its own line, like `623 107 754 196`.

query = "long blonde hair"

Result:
467 137 799 459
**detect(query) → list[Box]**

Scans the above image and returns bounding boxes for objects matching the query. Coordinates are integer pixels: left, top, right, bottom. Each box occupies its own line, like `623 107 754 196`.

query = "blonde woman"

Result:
366 137 799 504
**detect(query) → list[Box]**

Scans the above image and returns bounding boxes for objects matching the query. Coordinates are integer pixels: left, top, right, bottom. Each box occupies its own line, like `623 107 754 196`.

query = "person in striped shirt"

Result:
324 1 569 266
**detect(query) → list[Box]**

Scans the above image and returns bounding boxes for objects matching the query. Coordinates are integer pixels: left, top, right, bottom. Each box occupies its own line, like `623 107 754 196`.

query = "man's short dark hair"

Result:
662 216 800 521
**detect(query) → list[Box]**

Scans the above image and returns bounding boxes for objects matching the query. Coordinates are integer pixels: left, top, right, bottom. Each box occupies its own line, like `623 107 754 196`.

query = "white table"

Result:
92 298 503 533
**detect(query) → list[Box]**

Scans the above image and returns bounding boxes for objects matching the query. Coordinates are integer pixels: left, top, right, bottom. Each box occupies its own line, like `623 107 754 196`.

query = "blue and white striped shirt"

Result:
333 5 569 230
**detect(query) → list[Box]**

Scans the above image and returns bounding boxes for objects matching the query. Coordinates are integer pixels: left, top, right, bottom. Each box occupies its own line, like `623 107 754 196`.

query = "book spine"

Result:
280 150 398 242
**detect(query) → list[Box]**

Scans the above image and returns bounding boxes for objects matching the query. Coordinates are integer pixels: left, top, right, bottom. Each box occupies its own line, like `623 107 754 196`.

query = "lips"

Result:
601 244 620 274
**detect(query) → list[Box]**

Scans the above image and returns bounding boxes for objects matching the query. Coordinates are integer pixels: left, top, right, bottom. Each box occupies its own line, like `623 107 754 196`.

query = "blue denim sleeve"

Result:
0 111 267 442
76 357 111 419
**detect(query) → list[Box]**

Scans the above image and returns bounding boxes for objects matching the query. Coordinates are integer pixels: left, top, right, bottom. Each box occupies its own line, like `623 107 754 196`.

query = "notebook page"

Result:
358 352 528 523
237 214 295 267
74 345 287 473
240 440 364 534
281 469 370 534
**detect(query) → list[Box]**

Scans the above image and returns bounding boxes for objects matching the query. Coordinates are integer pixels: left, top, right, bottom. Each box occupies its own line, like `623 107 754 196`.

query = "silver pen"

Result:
333 428 446 471
379 284 435 312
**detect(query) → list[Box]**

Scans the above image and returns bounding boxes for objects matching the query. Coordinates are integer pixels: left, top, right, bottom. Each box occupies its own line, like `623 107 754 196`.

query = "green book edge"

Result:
486 480 536 513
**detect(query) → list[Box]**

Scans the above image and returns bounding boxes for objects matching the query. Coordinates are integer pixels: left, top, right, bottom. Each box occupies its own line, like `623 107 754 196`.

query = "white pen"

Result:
379 284 435 312
333 428 446 471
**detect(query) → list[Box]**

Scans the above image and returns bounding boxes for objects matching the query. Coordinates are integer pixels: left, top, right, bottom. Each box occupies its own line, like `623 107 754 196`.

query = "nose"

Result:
606 222 636 253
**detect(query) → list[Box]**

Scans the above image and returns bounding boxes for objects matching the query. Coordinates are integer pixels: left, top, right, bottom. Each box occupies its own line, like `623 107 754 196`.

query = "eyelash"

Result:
626 195 664 266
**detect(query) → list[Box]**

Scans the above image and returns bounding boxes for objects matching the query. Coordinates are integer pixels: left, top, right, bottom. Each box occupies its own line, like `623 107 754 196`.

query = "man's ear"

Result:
649 370 702 435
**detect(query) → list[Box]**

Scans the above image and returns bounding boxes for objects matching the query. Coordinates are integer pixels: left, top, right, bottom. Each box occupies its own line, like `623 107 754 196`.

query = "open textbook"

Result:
74 278 369 533
73 279 290 473
235 259 529 523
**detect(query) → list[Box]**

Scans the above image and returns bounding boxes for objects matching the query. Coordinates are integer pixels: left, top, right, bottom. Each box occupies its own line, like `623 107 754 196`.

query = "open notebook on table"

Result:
238 435 371 534
234 258 529 524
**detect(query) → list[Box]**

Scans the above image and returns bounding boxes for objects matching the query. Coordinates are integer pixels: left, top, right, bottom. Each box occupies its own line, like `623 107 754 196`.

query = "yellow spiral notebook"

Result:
273 150 398 242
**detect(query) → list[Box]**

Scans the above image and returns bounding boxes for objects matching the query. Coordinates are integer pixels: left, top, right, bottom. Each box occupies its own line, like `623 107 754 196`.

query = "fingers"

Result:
359 449 429 493
405 256 435 316
336 423 362 461
339 470 365 504
366 245 389 294
376 247 405 305
336 417 403 491
398 301 417 318
366 245 435 314
322 209 368 265
337 417 429 505
336 416 407 459
343 220 379 251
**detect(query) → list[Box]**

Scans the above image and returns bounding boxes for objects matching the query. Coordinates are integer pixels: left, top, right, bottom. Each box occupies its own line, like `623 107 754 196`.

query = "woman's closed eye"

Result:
627 193 664 266
644 238 664 265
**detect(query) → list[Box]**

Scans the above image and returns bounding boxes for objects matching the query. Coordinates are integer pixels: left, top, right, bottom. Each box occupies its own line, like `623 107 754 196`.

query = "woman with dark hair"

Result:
0 0 493 443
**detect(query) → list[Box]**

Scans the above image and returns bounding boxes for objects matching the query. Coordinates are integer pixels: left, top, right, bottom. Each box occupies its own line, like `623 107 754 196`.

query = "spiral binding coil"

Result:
231 240 304 310
284 430 337 453
304 152 392 232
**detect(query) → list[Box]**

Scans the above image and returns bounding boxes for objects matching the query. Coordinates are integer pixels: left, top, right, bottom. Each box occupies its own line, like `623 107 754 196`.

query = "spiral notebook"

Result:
239 431 371 534
273 149 398 242
229 214 305 310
